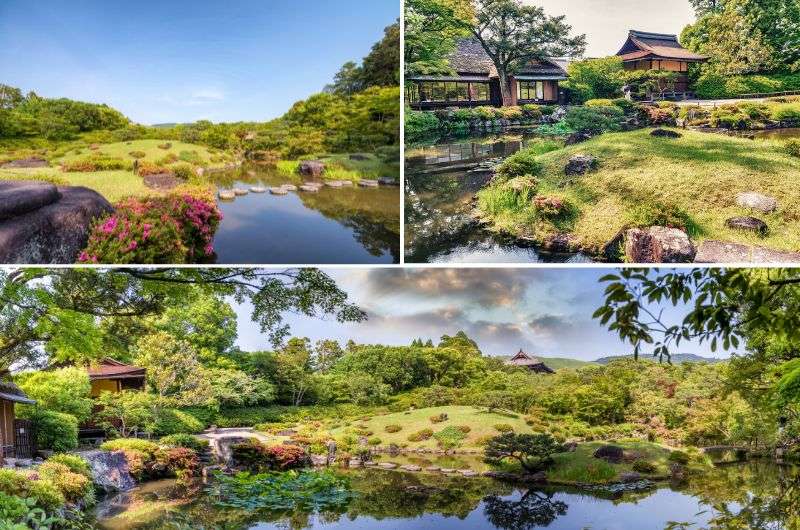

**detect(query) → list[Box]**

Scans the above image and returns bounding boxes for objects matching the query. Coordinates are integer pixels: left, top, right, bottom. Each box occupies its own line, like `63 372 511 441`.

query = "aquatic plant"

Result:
208 470 353 512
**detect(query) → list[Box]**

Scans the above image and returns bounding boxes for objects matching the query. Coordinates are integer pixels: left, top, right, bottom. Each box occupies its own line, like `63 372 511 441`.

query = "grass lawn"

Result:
328 405 535 451
539 357 594 370
548 440 676 483
478 128 800 255
0 167 154 203
55 139 230 167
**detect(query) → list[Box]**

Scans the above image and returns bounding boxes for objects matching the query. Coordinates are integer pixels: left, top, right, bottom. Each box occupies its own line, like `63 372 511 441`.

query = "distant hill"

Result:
594 353 724 365
539 357 593 370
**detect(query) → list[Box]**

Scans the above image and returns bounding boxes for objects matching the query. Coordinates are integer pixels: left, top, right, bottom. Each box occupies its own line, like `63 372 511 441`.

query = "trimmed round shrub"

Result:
494 423 514 433
565 105 624 134
429 413 448 424
632 460 657 474
456 425 471 434
149 408 204 436
407 428 434 442
26 410 78 453
585 99 614 107
433 426 467 449
384 424 402 433
160 434 209 452
368 437 382 446
47 454 91 478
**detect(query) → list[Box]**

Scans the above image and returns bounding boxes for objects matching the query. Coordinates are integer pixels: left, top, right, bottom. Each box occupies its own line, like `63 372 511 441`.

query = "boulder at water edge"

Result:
624 226 696 263
298 160 325 177
593 445 624 463
0 181 112 264
79 450 136 492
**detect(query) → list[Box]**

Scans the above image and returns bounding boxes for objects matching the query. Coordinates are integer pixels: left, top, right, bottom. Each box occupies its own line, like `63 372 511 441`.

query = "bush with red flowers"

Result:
231 439 311 471
79 185 222 264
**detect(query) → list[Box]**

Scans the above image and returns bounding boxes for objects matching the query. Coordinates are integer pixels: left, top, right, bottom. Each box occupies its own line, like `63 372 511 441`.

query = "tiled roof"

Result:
618 30 707 62
0 379 35 405
87 358 146 380
449 39 568 78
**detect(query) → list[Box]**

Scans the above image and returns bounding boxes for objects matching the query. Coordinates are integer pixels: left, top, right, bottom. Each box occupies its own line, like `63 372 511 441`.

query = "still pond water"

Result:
404 130 592 264
207 165 400 264
95 459 799 530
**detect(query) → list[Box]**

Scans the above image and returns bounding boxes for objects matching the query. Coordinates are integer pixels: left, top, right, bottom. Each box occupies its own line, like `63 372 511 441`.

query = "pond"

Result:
206 165 400 264
753 127 800 140
404 131 592 264
94 460 800 530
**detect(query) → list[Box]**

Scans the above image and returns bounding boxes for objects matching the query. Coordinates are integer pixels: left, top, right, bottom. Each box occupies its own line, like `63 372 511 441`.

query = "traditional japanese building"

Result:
406 39 568 109
87 358 146 397
616 30 708 94
0 376 35 461
505 350 555 374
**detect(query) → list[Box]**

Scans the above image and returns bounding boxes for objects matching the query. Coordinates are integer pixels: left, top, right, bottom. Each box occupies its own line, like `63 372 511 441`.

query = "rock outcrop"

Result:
725 216 768 235
298 160 325 177
624 226 696 263
0 181 113 264
735 192 777 213
79 450 136 492
695 240 800 263
564 154 598 176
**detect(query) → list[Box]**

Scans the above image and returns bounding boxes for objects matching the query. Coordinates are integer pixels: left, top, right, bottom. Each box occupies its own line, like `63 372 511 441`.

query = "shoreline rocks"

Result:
298 160 325 177
624 226 696 263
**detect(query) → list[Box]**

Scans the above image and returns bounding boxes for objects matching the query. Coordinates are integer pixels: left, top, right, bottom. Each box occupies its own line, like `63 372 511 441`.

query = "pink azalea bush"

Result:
80 186 222 264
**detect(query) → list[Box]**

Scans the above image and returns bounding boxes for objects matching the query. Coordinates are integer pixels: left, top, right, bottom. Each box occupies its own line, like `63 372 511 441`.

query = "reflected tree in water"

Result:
483 491 568 530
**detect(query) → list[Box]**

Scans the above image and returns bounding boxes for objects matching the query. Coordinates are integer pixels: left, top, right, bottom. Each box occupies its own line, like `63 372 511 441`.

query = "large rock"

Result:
0 157 49 169
0 182 113 264
695 240 800 263
0 181 61 219
565 131 593 145
735 192 777 213
725 216 768 235
298 160 325 177
593 445 624 463
78 450 136 492
564 154 598 176
624 226 696 263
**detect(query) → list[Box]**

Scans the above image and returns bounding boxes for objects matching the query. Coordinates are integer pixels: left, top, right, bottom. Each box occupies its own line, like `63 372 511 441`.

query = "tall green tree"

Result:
404 0 474 75
361 22 401 87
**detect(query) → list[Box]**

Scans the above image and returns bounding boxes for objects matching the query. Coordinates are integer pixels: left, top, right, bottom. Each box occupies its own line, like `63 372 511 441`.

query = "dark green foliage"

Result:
786 139 800 158
484 432 563 472
433 426 467 449
23 410 78 452
496 150 543 180
632 460 657 473
694 73 800 100
668 451 690 465
160 433 210 452
564 106 623 134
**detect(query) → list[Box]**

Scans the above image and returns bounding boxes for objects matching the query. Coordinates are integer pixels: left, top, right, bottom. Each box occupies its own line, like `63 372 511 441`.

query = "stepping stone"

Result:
440 468 456 474
249 186 267 193
218 191 236 201
325 180 344 188
359 179 379 187
269 187 288 195
424 466 441 473
340 180 354 187
725 216 767 235
735 192 777 213
378 177 398 186
400 464 421 472
348 459 362 467
281 184 298 191
377 462 398 469
299 185 320 192
233 188 249 196
363 461 376 467
459 469 478 477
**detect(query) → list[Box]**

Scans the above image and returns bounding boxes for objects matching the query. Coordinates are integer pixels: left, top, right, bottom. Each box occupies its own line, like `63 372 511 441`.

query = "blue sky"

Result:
0 0 398 124
234 268 722 361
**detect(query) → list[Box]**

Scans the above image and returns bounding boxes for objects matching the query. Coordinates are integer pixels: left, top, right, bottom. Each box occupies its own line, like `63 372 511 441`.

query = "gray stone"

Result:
695 240 800 263
401 464 421 472
299 185 320 192
281 184 298 191
378 177 398 186
348 459 362 467
459 469 478 477
269 187 288 195
0 181 61 220
565 154 598 176
233 188 249 196
0 157 49 169
358 179 380 188
298 160 325 177
325 180 344 188
736 192 777 213
79 450 136 492
619 471 643 483
0 184 113 264
593 445 624 463
440 467 457 473
650 128 682 138
249 186 267 193
565 131 593 145
624 226 696 263
218 190 236 201
424 466 441 472
377 462 398 469
725 216 768 234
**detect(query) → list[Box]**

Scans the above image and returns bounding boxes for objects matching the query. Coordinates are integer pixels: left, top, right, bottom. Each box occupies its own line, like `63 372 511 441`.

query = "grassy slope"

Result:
480 128 800 253
0 139 228 202
540 357 593 370
277 153 398 182
548 440 676 483
328 405 534 450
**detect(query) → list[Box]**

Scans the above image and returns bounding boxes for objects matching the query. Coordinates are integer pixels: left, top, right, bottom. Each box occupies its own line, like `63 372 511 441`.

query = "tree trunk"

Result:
497 67 513 107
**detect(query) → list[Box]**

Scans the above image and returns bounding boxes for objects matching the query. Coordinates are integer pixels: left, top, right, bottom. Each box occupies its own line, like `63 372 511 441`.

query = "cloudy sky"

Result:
528 0 696 57
0 0 397 124
235 268 721 361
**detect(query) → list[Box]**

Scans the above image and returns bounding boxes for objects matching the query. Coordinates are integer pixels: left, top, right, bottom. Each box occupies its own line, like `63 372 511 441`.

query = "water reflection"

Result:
752 127 800 141
405 131 592 263
205 165 400 264
95 461 800 530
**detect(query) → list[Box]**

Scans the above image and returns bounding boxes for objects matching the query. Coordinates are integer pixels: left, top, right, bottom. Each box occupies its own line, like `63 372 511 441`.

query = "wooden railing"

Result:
736 89 800 99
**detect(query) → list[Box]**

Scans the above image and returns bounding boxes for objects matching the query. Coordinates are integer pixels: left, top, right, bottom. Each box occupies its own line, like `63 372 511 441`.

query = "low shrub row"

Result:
694 72 800 100
62 154 133 172
99 438 200 480
230 439 311 471
79 186 222 264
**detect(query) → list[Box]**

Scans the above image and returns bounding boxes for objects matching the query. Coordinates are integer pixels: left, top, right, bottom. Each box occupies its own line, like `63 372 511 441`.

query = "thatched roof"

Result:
617 30 707 63
505 350 555 374
447 38 568 79
0 379 35 405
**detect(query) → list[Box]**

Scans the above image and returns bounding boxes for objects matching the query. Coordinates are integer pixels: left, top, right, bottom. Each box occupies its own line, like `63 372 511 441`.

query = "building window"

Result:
407 81 490 105
518 81 545 101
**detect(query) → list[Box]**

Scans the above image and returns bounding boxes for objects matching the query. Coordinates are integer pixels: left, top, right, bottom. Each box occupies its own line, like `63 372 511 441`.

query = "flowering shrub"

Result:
136 160 169 176
80 186 222 264
231 439 311 471
36 462 94 506
533 196 567 217
154 447 200 479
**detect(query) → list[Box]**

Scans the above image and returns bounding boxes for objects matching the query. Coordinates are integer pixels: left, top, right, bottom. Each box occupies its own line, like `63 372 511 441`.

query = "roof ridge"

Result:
630 29 679 39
